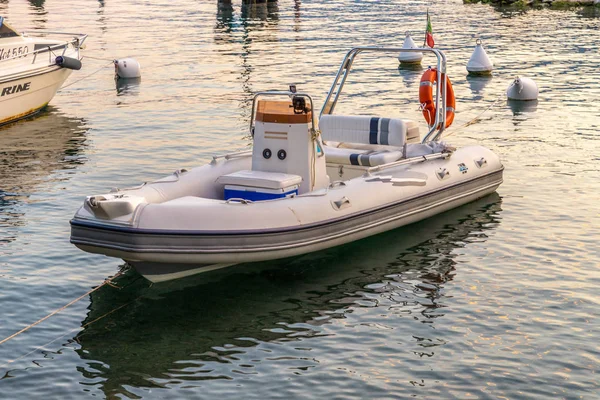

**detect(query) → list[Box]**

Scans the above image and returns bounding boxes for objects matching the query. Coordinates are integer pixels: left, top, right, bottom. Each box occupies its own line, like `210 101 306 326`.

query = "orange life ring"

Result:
419 68 455 129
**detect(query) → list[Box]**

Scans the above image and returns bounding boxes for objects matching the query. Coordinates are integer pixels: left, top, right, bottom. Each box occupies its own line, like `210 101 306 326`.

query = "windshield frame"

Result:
0 17 20 38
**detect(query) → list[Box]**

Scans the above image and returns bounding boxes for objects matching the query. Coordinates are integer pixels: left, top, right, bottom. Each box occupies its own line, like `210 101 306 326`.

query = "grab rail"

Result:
23 30 88 37
319 46 448 144
210 150 253 165
0 32 87 66
365 152 451 174
249 90 317 136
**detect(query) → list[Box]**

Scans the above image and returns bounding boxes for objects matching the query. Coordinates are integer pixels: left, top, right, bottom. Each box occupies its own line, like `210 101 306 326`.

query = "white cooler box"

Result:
217 170 303 202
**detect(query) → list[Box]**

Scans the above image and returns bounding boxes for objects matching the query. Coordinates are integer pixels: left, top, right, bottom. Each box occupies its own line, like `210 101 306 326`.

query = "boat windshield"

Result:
0 17 19 38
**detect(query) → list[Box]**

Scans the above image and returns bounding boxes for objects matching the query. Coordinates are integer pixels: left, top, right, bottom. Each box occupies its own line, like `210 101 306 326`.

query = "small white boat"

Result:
70 46 504 283
0 17 87 126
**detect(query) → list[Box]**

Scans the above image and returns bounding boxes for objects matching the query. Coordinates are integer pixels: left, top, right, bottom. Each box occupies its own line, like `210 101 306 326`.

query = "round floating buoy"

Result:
114 58 141 79
398 32 423 65
55 55 82 71
466 39 493 76
506 76 538 101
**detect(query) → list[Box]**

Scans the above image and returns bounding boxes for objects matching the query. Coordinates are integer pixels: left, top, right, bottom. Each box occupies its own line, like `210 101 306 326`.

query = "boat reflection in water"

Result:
0 107 87 241
75 193 502 398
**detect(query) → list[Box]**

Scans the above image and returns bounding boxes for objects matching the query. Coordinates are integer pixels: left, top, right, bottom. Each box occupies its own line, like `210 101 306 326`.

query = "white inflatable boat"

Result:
70 46 504 283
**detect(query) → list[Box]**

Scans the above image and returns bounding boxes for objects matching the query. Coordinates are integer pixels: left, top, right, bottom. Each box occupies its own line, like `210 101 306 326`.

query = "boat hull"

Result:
126 262 237 283
73 170 501 263
0 66 73 126
71 146 503 282
84 169 501 283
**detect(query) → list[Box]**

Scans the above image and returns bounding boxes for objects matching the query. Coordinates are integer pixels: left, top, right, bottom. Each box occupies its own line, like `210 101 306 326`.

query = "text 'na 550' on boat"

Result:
0 16 86 126
70 46 504 283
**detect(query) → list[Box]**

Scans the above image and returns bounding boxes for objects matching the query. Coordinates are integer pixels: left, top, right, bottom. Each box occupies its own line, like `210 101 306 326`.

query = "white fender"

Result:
114 58 141 79
506 76 538 101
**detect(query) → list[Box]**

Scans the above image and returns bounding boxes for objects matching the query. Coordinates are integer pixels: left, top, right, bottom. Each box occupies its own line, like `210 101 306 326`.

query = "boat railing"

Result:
0 31 87 67
365 152 451 175
23 30 88 38
319 46 448 144
210 150 253 165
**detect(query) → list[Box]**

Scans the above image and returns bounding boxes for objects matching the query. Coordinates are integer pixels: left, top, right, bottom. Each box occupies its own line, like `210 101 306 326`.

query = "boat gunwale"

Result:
0 64 65 86
70 167 504 239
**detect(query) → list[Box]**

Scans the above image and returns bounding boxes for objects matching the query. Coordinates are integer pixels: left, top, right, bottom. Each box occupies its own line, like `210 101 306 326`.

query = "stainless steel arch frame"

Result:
319 46 448 144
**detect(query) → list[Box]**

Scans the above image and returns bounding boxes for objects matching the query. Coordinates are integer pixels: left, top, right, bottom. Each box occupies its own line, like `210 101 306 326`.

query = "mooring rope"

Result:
60 60 113 90
442 93 504 139
0 293 143 371
81 55 115 62
0 269 127 347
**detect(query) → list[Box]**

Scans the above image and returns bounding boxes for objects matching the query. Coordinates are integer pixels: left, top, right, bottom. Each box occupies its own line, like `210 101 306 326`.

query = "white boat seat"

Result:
319 115 420 146
217 170 302 190
324 145 404 167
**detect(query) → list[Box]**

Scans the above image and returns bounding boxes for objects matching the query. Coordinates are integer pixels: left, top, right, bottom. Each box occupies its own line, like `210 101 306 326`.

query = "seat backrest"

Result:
319 115 417 147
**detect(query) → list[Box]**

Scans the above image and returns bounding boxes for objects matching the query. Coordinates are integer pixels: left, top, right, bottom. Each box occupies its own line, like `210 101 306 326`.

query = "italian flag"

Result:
425 11 434 48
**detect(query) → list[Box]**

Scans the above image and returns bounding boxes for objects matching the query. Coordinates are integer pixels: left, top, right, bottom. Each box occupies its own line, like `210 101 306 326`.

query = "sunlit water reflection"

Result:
0 0 599 398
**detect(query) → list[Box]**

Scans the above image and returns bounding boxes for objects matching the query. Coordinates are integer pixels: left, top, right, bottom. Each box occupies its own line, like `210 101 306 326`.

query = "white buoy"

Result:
114 58 141 79
466 39 493 75
398 32 423 64
506 76 538 101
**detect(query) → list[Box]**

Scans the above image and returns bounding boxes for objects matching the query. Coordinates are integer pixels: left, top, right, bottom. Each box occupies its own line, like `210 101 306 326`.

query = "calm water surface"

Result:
0 0 599 398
